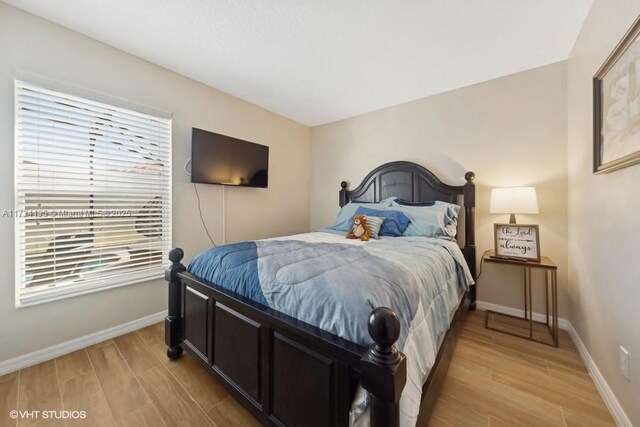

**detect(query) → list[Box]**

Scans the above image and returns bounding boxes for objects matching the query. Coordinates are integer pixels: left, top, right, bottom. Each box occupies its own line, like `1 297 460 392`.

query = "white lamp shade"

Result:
490 187 539 214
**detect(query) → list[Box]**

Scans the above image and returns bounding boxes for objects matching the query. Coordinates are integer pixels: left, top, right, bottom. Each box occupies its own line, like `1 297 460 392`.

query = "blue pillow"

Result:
326 197 396 232
354 206 410 237
390 201 460 239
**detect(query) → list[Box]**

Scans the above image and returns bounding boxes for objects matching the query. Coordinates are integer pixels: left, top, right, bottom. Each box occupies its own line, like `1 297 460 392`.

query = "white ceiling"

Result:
3 0 593 126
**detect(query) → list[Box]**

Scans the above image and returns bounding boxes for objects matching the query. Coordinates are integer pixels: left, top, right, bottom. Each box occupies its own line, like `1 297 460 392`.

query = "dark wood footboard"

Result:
165 248 408 427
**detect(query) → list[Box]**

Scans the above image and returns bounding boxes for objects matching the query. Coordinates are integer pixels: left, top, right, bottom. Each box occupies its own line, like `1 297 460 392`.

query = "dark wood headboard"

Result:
338 161 476 308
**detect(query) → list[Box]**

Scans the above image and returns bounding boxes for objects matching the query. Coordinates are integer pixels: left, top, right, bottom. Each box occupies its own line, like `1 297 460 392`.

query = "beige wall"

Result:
0 4 310 362
567 0 640 423
311 62 569 317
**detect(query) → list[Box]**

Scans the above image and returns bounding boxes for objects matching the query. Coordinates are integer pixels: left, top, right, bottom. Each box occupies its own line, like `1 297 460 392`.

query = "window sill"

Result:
16 269 164 308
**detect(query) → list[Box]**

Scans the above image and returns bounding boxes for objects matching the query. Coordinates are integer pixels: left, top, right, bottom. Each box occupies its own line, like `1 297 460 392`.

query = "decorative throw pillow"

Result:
363 215 385 240
354 206 410 237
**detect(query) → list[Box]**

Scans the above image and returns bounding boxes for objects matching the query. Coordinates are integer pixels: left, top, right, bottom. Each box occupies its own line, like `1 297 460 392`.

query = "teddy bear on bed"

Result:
347 214 371 241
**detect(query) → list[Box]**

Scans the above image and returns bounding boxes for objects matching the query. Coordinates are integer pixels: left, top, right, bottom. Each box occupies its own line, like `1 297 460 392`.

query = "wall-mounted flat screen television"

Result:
191 128 269 188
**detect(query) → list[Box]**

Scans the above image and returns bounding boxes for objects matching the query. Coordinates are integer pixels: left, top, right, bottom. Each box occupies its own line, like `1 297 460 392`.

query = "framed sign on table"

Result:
593 14 640 174
493 223 540 262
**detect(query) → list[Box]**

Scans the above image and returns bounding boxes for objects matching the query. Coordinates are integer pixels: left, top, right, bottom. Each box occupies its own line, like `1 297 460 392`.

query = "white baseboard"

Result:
477 300 631 427
475 300 569 330
0 310 167 377
565 323 632 427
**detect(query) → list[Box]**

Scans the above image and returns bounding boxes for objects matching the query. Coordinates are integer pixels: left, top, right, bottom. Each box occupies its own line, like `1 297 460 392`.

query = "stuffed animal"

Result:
347 214 371 241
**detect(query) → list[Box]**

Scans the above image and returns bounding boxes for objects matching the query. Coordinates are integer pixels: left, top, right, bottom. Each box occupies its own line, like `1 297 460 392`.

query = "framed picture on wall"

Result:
593 15 640 174
493 224 540 262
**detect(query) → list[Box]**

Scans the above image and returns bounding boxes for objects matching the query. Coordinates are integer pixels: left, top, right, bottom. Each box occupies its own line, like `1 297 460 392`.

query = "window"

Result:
14 81 172 307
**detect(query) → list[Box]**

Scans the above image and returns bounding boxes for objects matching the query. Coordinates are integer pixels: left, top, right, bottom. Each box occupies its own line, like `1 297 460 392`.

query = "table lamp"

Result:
490 187 539 224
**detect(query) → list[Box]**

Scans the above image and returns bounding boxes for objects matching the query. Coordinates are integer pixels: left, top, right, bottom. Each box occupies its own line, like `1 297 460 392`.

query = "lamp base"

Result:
509 213 516 224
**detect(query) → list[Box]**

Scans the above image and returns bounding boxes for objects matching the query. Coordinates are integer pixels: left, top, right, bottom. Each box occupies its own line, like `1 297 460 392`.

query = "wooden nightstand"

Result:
483 250 558 347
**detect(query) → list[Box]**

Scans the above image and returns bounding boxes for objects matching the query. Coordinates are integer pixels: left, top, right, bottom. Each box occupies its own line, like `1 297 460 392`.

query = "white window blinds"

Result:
14 81 172 307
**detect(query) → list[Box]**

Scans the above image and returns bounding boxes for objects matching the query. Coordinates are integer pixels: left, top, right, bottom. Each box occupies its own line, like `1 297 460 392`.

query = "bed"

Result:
164 161 477 427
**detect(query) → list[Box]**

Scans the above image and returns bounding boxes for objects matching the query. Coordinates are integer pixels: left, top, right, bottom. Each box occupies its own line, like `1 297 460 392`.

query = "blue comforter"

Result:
188 234 474 350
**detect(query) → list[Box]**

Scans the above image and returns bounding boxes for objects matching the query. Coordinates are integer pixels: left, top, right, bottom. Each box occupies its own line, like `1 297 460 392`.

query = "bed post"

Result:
165 248 185 360
463 171 477 310
361 307 407 427
339 181 349 207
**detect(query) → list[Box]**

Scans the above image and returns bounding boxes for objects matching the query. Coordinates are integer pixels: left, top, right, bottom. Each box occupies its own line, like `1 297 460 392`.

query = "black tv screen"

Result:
191 128 269 188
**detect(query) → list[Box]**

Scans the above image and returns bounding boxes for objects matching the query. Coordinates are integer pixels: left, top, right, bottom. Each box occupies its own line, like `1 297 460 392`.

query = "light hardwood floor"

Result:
430 311 615 427
0 310 614 427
